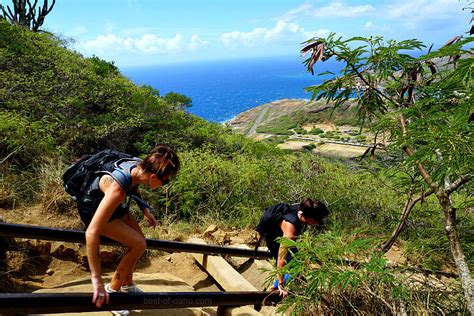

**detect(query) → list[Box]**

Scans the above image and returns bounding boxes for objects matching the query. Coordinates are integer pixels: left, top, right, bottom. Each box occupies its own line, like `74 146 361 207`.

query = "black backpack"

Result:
63 149 135 202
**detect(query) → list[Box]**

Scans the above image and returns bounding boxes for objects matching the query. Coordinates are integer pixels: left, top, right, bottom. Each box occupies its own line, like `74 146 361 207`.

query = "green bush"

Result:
309 128 324 135
139 150 402 230
256 115 297 135
323 131 335 138
293 127 306 134
302 143 316 151
262 135 288 145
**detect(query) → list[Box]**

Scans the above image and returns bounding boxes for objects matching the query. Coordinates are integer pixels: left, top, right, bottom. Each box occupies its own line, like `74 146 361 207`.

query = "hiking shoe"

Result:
104 283 121 293
120 283 143 293
105 284 130 316
111 310 130 316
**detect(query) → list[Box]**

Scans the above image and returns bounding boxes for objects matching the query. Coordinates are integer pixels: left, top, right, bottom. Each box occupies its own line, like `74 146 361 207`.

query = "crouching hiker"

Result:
63 144 180 312
256 198 329 297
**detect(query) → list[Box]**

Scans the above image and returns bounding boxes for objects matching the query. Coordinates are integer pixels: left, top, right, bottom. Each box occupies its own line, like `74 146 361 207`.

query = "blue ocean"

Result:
122 56 339 122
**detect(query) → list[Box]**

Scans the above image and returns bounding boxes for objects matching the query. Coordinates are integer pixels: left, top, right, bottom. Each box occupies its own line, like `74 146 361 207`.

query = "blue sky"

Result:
12 0 471 67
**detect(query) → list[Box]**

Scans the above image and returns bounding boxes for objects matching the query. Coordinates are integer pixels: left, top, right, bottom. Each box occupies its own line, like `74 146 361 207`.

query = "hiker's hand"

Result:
144 209 157 228
277 283 289 298
91 276 109 307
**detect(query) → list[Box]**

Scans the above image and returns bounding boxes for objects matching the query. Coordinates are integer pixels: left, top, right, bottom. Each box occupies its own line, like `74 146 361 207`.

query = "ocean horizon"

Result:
122 56 341 123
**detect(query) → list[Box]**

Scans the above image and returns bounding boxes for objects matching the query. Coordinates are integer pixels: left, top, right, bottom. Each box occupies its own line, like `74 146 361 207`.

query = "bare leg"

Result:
119 213 145 286
101 217 146 290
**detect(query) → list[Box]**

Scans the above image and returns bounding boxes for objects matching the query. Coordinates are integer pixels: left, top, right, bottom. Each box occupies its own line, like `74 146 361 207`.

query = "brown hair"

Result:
139 144 180 179
299 198 329 221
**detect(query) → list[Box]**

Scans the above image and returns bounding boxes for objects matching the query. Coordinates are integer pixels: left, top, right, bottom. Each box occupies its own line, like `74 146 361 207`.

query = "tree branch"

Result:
398 113 440 193
446 174 471 195
5 6 16 21
381 187 435 253
331 49 402 108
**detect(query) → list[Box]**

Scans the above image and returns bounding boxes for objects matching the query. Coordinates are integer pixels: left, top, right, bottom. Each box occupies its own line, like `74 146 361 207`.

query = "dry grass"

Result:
38 158 76 216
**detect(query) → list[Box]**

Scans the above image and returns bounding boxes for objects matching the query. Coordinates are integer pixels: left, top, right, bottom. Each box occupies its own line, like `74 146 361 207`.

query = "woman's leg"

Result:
119 213 145 286
101 218 146 290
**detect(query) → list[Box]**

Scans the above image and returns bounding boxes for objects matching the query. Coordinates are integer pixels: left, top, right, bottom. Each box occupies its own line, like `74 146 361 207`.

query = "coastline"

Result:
222 98 308 125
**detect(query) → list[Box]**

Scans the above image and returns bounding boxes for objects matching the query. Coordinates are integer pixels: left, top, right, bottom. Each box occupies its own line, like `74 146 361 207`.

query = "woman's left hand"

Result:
143 209 157 228
277 282 289 298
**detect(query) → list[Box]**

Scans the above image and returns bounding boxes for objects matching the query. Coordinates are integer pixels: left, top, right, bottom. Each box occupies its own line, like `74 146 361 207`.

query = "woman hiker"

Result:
75 144 180 311
256 198 329 297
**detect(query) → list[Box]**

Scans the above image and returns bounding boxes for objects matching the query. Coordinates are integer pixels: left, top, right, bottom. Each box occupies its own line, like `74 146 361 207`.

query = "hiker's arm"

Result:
277 220 296 284
86 176 125 297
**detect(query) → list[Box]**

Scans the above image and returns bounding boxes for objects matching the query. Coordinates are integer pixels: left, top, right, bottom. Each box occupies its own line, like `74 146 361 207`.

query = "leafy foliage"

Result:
164 92 192 109
300 31 473 312
303 34 473 192
276 229 466 315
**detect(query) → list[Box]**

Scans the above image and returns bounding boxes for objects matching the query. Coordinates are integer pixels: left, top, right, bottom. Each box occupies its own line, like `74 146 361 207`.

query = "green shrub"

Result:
140 149 401 230
302 143 316 151
262 135 288 145
256 115 298 135
293 127 306 134
324 131 335 138
309 128 324 135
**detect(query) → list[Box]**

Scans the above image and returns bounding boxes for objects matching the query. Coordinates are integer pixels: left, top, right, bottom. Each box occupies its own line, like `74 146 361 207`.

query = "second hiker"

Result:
256 198 329 297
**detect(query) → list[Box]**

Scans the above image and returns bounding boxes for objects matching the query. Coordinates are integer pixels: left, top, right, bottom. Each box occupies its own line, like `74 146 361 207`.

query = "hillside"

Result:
227 98 383 158
0 20 472 314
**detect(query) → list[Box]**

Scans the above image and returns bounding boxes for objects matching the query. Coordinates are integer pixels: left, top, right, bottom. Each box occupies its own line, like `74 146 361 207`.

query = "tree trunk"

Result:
398 113 473 311
438 189 474 314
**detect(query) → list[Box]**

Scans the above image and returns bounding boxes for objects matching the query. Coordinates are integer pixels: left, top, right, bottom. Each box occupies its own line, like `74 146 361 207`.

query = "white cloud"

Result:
190 34 209 50
134 34 183 54
364 21 374 29
221 20 326 48
386 0 462 19
363 21 392 33
311 1 375 18
282 1 375 19
304 28 331 39
278 2 313 20
81 33 208 56
385 0 467 29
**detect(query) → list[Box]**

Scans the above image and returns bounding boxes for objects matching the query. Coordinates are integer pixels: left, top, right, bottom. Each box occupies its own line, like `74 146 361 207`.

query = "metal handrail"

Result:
0 291 279 313
0 222 272 259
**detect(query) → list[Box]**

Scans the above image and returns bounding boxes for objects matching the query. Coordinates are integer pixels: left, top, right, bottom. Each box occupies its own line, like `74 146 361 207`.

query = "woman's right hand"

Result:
91 275 109 307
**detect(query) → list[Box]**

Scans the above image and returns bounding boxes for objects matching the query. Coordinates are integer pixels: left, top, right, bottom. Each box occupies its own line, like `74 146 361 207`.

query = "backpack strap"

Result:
110 167 132 194
109 158 141 194
131 194 154 212
282 204 303 235
109 159 155 212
